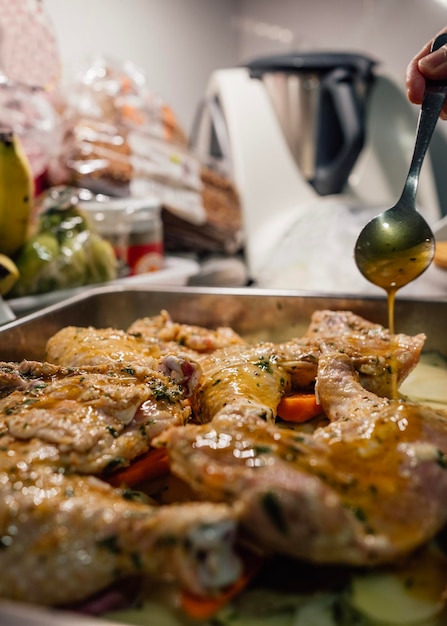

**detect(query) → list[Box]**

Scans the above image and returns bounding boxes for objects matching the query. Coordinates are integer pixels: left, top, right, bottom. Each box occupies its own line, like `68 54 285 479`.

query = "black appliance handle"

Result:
313 66 365 195
246 52 376 78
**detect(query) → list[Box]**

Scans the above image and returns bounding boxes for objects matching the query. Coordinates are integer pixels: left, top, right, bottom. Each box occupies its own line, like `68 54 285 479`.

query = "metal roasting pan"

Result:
0 284 446 360
0 284 446 625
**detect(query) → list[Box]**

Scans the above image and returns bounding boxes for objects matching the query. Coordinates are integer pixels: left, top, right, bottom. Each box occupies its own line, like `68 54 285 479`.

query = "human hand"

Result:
406 28 447 119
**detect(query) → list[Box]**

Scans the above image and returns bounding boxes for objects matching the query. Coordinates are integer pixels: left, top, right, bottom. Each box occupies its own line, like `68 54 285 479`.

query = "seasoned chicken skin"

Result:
46 310 421 413
0 313 249 608
127 309 246 353
190 310 424 425
160 345 447 565
0 360 242 605
0 446 241 605
46 310 246 371
0 308 432 608
46 326 162 368
0 360 192 474
304 309 425 397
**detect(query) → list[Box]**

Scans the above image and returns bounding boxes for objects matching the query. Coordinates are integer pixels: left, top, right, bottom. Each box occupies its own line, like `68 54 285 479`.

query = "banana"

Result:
0 252 19 295
0 130 34 257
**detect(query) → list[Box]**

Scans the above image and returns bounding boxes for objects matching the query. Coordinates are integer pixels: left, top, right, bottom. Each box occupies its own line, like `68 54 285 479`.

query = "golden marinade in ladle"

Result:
354 33 447 395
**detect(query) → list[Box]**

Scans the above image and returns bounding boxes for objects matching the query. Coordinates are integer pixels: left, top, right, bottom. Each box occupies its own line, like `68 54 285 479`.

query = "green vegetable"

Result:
11 232 60 296
84 232 117 284
9 188 118 297
58 233 88 287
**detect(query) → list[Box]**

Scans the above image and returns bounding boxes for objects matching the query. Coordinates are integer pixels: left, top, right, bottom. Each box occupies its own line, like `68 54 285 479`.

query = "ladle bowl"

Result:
354 33 447 292
354 201 435 292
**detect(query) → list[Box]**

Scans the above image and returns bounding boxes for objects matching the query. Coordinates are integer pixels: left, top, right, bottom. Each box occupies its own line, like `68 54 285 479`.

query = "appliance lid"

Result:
246 51 377 79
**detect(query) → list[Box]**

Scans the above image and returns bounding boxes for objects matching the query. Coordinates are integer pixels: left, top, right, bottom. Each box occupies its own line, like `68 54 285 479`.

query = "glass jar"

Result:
79 195 164 277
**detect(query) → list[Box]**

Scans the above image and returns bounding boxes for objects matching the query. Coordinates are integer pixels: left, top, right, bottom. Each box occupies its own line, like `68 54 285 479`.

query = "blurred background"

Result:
44 0 447 136
2 0 447 318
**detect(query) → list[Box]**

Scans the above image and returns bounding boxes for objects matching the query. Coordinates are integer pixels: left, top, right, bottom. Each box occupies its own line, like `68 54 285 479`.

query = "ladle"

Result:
354 33 447 293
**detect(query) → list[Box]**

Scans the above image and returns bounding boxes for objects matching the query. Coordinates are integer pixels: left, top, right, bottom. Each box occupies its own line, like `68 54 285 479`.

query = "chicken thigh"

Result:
159 346 447 565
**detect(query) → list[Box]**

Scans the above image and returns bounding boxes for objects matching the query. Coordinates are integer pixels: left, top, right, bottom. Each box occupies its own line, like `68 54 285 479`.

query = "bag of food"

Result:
9 186 117 297
48 56 243 255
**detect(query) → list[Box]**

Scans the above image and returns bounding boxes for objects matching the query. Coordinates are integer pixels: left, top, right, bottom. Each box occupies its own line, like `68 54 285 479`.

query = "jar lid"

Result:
79 195 161 222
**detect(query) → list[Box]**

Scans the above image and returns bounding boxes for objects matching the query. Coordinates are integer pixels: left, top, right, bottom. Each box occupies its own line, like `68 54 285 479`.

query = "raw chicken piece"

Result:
0 445 241 605
128 309 423 390
46 310 423 403
158 346 447 565
46 311 245 375
191 310 425 424
303 309 425 397
0 358 243 606
45 326 162 368
0 308 430 609
127 309 246 353
190 342 294 424
0 360 191 474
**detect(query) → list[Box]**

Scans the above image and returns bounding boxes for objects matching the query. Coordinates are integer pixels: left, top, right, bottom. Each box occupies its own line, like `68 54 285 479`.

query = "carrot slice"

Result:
180 552 262 620
276 392 322 423
106 447 170 488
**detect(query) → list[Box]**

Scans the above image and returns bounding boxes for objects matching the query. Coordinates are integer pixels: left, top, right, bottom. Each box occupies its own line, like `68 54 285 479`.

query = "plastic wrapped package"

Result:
48 56 243 255
0 0 61 190
9 186 118 298
0 81 59 187
162 167 244 254
49 56 200 199
0 0 60 90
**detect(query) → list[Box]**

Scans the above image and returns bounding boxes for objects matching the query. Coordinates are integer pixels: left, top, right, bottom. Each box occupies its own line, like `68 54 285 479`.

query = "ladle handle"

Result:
400 33 447 208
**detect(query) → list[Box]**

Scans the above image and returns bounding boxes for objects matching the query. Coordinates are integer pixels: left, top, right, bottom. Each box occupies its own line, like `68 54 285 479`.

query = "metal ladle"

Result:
354 33 447 293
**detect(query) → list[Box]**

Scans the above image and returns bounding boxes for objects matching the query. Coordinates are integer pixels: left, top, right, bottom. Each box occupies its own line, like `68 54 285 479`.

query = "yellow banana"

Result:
0 252 19 295
0 130 34 257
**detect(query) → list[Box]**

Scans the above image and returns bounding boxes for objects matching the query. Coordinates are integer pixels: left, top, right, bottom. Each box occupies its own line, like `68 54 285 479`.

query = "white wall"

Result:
44 0 240 133
236 0 447 100
44 0 447 135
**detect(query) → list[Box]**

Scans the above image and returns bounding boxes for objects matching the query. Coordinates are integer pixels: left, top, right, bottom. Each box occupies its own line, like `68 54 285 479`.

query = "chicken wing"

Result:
0 446 241 605
190 311 425 425
304 309 425 397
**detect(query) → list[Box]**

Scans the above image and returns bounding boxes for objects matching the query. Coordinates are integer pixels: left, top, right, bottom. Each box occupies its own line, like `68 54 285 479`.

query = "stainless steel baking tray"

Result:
0 284 446 361
0 285 446 625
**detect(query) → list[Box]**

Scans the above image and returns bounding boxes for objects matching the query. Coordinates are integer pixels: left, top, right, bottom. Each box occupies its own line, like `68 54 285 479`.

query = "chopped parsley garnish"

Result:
106 425 119 439
437 449 447 470
152 381 180 403
254 356 273 373
262 492 288 535
103 457 127 474
97 535 121 554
